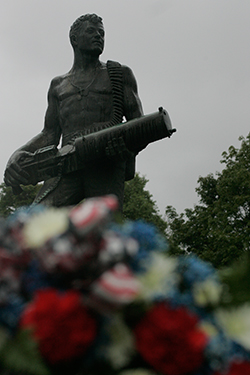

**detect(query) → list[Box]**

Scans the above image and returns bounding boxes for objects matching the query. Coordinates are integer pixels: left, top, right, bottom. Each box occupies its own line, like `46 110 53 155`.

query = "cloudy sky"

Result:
1 0 250 215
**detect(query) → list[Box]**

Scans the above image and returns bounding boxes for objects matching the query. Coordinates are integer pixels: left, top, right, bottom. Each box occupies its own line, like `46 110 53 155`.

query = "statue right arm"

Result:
4 78 62 187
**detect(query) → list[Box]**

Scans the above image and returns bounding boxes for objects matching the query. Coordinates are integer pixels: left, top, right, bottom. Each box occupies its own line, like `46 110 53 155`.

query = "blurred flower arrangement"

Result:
0 195 250 375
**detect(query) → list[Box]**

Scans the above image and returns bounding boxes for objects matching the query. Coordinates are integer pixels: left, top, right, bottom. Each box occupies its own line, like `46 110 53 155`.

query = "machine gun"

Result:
13 107 176 194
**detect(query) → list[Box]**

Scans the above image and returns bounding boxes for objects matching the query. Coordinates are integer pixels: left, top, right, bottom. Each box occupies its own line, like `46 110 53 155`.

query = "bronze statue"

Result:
4 14 174 209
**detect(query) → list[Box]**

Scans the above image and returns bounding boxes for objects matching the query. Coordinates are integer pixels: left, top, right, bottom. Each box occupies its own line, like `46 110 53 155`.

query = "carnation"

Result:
137 253 178 301
23 208 69 248
213 360 250 375
215 304 250 350
134 302 207 375
20 288 97 364
193 278 223 307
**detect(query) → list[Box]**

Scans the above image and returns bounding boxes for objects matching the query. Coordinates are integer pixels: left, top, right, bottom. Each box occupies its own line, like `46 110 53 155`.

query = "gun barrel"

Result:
72 107 174 169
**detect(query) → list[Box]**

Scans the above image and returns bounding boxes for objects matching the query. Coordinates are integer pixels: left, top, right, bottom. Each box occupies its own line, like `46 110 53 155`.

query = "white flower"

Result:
193 278 223 307
105 314 135 369
137 253 178 300
215 304 250 350
23 208 69 248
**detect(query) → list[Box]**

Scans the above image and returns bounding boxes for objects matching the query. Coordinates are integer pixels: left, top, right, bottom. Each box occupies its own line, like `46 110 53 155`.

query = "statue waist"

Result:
62 131 88 146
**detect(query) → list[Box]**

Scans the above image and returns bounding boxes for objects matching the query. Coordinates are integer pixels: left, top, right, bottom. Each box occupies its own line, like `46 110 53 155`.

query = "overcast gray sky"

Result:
1 0 250 215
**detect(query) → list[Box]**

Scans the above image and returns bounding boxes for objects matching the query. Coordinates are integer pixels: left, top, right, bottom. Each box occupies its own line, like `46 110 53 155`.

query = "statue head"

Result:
69 14 104 55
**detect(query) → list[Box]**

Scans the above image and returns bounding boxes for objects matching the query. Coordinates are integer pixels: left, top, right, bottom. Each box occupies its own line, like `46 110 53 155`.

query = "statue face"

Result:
75 21 105 56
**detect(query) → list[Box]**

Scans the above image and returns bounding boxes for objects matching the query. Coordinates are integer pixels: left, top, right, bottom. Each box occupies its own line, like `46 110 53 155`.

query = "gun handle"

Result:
12 185 23 195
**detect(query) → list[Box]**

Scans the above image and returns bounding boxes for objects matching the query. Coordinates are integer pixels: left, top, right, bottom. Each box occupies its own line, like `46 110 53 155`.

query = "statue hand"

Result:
105 137 134 161
4 150 33 187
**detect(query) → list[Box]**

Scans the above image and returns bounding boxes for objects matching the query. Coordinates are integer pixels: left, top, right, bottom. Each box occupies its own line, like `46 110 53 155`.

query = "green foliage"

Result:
123 173 167 235
166 134 250 268
0 183 41 217
220 252 250 307
0 329 50 375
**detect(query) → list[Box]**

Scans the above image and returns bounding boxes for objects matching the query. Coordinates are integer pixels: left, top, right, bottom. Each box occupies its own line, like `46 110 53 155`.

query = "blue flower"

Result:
177 256 215 287
21 259 51 298
205 332 233 372
115 220 167 273
230 340 250 362
168 288 194 309
0 294 25 331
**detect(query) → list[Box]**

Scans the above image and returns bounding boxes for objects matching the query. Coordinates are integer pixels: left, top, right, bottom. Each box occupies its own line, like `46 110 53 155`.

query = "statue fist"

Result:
4 150 33 188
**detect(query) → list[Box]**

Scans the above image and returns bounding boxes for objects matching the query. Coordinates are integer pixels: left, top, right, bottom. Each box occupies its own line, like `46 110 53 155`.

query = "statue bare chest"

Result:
56 69 113 134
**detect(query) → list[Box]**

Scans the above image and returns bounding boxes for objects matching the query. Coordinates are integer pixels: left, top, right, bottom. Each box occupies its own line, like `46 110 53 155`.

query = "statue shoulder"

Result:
48 74 68 96
106 60 136 83
121 64 138 91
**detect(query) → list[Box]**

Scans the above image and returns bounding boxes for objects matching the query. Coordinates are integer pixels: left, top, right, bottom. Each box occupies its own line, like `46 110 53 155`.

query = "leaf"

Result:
0 329 50 375
123 173 167 236
0 183 42 217
220 253 250 307
0 327 9 350
166 134 250 268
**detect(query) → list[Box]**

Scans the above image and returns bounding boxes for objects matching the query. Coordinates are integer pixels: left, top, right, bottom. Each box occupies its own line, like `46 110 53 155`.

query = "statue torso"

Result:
55 66 114 143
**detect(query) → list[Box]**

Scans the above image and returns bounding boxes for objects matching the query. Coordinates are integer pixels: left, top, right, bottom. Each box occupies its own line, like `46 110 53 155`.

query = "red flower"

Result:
20 288 97 364
134 302 208 375
213 361 250 375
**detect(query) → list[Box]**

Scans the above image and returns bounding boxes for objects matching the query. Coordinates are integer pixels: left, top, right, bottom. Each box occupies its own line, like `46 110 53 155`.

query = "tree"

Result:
0 183 41 217
123 173 167 235
166 134 250 268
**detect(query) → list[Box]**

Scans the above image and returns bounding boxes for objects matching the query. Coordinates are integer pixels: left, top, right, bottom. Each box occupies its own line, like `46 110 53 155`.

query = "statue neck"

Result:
71 51 101 73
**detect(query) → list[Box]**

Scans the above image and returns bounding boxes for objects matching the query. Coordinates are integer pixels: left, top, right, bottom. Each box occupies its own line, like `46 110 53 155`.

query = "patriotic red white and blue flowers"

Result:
0 195 250 375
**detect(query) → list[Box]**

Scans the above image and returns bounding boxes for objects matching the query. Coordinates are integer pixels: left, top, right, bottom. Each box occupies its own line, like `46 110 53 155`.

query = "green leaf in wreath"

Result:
0 326 9 351
0 329 50 375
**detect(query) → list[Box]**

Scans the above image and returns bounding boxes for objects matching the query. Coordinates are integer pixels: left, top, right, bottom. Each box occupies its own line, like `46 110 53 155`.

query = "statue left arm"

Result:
122 65 144 121
122 65 145 180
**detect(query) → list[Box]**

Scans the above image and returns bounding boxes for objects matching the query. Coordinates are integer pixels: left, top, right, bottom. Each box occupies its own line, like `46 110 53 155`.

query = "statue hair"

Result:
69 14 103 48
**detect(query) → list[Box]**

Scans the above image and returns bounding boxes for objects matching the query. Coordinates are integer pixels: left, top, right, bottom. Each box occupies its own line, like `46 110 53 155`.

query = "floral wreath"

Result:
0 195 250 375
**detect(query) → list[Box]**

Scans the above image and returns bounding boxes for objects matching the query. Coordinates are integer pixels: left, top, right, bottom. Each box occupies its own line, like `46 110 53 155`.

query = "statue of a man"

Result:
4 14 144 209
